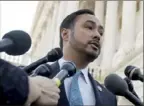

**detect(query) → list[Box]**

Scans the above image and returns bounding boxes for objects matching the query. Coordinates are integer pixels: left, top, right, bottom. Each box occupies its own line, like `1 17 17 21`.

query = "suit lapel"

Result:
88 73 103 106
50 62 104 106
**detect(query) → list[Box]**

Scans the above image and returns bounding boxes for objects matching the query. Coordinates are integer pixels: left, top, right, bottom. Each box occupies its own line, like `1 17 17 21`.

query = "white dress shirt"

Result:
58 58 96 105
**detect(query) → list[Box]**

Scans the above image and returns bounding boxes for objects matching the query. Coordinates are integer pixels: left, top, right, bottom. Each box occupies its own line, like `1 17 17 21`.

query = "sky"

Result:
0 1 38 37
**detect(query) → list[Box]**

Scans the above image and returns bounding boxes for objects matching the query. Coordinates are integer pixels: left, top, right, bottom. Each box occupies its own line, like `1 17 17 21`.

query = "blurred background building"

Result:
0 1 38 65
0 1 143 105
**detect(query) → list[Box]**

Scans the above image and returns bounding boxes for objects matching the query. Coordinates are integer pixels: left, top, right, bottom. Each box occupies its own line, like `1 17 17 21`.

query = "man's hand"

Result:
25 76 60 106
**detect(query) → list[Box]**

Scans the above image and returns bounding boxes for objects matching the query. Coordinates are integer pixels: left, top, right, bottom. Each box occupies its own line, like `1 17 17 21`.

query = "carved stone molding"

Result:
112 30 143 69
135 30 143 49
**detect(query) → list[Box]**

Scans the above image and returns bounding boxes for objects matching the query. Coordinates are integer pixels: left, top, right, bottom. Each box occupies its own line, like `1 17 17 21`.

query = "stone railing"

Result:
0 52 33 66
88 66 103 82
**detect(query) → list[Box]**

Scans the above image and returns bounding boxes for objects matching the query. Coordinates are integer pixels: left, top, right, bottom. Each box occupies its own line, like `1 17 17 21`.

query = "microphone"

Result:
124 77 139 99
53 62 76 87
0 30 31 55
125 65 144 82
24 48 63 74
30 63 51 77
104 74 144 106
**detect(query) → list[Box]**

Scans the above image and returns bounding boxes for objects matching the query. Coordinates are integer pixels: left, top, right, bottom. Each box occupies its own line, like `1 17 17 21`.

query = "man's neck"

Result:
63 49 90 69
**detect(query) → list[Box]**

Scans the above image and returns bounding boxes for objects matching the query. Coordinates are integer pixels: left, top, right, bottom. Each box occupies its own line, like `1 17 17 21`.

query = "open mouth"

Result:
90 43 99 51
91 44 98 50
88 40 100 51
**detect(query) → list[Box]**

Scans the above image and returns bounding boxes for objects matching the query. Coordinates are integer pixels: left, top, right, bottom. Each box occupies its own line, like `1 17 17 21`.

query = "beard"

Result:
69 34 100 62
85 48 100 62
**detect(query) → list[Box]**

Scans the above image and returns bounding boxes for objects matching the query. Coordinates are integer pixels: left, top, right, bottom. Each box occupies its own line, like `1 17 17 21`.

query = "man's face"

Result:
68 14 104 61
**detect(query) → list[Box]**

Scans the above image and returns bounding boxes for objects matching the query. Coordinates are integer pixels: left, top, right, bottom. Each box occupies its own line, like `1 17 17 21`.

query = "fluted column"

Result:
140 1 143 30
79 0 95 11
94 1 105 25
100 1 118 72
65 1 79 17
93 1 105 66
112 1 137 69
136 1 143 35
53 1 79 47
119 1 136 50
33 2 57 58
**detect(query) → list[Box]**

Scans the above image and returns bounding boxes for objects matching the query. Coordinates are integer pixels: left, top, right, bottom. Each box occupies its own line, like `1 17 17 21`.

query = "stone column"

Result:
112 1 137 69
140 1 143 31
119 1 136 50
45 1 60 50
33 1 56 58
94 1 105 25
100 1 119 72
93 1 105 66
136 1 143 35
79 0 95 11
65 1 79 17
53 1 79 47
52 1 67 48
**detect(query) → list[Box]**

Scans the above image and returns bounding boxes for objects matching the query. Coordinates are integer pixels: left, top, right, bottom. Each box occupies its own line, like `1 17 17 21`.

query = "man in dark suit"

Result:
35 9 117 106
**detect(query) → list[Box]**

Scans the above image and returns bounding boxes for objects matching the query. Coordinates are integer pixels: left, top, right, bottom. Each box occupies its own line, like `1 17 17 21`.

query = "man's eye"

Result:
99 29 104 36
99 32 103 36
86 26 93 30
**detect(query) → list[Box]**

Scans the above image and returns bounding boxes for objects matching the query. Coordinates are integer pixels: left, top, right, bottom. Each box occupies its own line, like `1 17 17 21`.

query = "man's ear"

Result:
61 28 71 42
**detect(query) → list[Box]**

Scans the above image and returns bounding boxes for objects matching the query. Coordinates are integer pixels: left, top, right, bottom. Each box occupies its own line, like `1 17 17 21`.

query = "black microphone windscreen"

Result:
61 62 76 76
124 65 135 77
124 77 134 92
104 74 128 96
124 65 143 81
3 30 31 55
54 61 76 84
47 48 63 62
31 63 51 77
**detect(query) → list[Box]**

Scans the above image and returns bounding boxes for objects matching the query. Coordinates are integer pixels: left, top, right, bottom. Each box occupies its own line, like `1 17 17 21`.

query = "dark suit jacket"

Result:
48 61 117 106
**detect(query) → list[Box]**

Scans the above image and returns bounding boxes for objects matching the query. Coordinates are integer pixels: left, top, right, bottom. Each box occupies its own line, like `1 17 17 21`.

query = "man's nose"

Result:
93 31 101 41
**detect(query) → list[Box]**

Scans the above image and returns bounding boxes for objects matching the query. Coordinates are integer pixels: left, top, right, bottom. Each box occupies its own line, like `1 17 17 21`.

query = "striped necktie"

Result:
69 71 83 106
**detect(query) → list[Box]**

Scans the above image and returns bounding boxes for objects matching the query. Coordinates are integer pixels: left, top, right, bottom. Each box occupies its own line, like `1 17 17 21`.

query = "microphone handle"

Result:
139 75 144 82
125 90 144 106
53 69 68 87
24 56 47 74
30 64 51 77
132 90 140 99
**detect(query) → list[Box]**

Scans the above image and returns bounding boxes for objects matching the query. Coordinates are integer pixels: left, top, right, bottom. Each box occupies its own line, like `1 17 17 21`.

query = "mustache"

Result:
88 40 101 49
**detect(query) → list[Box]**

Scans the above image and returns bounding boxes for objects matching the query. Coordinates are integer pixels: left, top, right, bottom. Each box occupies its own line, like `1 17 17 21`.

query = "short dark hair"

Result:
59 9 95 49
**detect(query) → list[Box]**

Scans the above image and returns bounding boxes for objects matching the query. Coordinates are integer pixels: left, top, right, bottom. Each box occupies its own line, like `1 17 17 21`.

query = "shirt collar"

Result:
58 58 89 83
